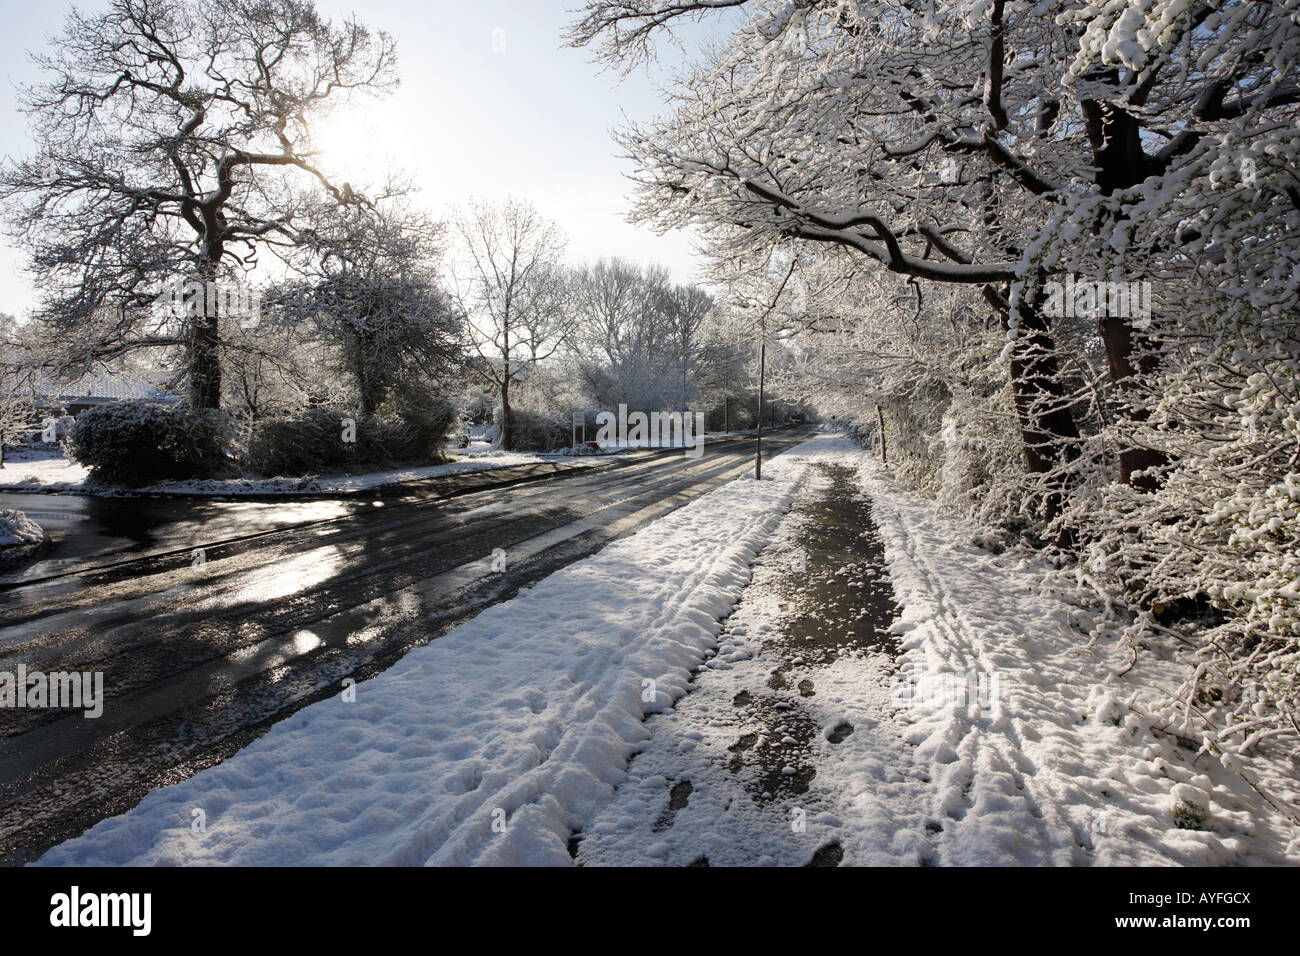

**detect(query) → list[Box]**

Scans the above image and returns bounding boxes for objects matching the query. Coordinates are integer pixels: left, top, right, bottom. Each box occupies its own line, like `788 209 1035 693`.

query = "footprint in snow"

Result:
826 722 854 744
651 780 694 832
805 842 844 867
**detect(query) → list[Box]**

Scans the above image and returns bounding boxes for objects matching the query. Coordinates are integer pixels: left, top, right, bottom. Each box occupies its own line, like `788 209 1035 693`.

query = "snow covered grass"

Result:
0 448 89 491
36 432 836 865
0 448 562 496
866 455 1300 865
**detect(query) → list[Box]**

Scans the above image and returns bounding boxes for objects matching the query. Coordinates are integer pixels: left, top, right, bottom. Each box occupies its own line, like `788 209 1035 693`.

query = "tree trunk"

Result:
989 289 1082 533
1084 94 1169 491
1098 317 1167 491
500 376 513 452
877 404 887 463
189 311 221 410
188 257 222 410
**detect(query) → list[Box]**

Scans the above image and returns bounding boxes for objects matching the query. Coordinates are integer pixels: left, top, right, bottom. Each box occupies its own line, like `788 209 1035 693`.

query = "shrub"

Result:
0 509 44 546
383 391 458 461
67 401 228 487
243 397 457 477
243 407 357 477
492 407 570 451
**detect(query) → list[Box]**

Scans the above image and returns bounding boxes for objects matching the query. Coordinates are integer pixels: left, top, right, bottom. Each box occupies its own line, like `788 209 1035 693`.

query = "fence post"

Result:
877 404 887 463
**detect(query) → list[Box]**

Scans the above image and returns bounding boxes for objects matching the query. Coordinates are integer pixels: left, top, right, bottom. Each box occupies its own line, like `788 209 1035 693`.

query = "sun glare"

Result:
309 105 398 184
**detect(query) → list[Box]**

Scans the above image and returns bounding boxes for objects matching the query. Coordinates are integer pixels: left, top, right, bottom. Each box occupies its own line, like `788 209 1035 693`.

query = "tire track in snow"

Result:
424 468 808 865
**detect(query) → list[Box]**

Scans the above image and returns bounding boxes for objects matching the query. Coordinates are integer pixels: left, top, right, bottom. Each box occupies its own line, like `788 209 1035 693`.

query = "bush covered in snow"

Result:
0 509 44 547
244 397 457 477
385 390 459 461
244 408 354 476
67 401 229 487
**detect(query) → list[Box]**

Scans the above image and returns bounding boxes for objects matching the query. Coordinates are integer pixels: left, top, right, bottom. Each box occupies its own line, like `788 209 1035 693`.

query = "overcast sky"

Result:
0 0 735 319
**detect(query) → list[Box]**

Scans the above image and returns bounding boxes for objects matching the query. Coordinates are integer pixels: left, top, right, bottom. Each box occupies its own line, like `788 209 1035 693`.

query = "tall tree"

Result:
281 197 464 417
571 258 675 409
666 283 714 409
0 0 398 409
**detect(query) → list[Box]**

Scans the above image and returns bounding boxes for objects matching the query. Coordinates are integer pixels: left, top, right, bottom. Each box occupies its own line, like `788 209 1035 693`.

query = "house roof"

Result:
21 369 178 404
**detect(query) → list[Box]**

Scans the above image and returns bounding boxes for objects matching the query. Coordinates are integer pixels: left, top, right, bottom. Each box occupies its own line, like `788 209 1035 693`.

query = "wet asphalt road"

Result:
0 431 808 863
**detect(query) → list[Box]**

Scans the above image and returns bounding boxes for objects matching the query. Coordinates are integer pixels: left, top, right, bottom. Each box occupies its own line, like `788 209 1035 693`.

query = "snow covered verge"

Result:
0 448 560 497
35 433 841 865
0 509 44 548
861 458 1300 865
0 449 88 491
577 446 1300 866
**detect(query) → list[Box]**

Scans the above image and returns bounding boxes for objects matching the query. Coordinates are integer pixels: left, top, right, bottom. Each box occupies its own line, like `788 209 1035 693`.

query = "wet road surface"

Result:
0 432 808 863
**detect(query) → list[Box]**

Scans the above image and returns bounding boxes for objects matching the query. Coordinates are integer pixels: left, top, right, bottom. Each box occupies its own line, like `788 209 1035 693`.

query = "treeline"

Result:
0 189 795 480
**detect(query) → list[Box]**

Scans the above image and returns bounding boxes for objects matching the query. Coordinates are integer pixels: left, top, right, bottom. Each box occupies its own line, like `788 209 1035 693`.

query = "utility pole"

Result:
746 253 796 481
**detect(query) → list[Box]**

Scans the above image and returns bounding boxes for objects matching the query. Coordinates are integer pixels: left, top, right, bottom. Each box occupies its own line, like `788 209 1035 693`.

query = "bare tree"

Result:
666 282 714 409
0 0 398 409
694 307 755 432
571 258 659 406
449 198 569 451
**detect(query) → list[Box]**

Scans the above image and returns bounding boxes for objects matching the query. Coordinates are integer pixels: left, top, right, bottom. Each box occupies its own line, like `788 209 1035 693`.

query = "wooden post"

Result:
877 404 887 463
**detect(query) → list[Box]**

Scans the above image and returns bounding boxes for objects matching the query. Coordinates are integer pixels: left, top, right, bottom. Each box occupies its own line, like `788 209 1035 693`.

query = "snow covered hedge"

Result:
1062 283 1300 758
491 407 571 452
67 401 229 487
244 397 456 477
